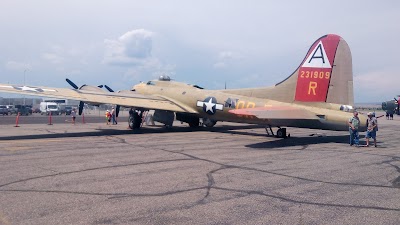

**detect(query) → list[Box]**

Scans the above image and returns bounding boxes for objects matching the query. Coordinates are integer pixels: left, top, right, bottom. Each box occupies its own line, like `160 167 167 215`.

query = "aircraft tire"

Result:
128 116 134 129
129 112 142 129
276 128 287 138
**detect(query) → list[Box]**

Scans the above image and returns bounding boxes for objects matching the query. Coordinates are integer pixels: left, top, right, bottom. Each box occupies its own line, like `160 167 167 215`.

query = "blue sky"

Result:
0 0 399 103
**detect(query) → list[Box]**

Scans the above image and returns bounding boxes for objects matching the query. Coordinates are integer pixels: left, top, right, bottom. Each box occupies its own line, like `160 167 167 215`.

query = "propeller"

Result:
104 85 114 92
104 85 120 117
66 78 79 89
78 101 84 115
65 78 85 115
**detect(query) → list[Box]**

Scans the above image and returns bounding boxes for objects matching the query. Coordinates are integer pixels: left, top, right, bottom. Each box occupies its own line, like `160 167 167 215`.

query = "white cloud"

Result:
102 29 176 82
5 61 32 71
218 51 237 60
213 50 242 69
41 53 64 64
213 62 226 68
123 58 176 81
103 29 154 65
354 70 399 102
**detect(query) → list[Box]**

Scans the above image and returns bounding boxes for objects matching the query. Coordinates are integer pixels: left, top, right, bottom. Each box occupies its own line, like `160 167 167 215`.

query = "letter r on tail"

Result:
308 82 317 95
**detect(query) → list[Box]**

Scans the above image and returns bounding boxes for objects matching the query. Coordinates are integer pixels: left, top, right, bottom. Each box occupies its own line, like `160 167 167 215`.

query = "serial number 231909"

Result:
300 71 330 79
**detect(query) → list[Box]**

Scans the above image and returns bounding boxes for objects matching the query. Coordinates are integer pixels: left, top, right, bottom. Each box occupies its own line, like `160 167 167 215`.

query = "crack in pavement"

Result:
150 147 400 212
158 148 398 190
197 166 226 203
2 138 399 214
0 158 194 188
1 187 207 198
105 136 128 144
380 157 400 187
212 186 400 212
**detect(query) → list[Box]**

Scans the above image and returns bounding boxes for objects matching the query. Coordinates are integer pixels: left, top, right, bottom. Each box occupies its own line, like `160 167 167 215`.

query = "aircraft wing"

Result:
229 105 320 120
0 83 196 113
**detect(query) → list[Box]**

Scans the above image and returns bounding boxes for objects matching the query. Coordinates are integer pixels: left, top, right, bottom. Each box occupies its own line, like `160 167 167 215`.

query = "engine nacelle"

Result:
382 100 397 111
153 110 174 127
176 113 200 127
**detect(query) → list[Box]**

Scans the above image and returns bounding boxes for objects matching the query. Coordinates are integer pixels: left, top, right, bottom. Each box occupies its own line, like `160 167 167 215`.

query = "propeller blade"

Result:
97 85 103 88
104 85 120 117
116 105 120 117
78 101 84 115
104 85 114 92
66 78 79 89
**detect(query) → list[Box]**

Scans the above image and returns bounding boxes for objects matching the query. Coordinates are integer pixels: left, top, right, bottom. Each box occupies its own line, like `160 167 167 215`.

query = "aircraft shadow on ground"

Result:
0 125 355 149
245 134 354 149
0 124 264 141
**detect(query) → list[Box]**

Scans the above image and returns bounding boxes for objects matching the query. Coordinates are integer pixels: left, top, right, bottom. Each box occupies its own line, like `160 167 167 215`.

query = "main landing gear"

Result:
265 125 290 138
129 110 143 129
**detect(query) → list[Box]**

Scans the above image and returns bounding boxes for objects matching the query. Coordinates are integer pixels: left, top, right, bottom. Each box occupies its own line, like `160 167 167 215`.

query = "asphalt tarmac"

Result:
0 115 399 224
0 111 129 125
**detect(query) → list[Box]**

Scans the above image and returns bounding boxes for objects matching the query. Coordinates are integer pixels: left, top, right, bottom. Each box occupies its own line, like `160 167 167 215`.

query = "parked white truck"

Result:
40 102 61 115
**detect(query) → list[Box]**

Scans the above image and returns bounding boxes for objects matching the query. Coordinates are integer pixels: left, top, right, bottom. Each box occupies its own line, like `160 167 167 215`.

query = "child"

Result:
105 110 111 125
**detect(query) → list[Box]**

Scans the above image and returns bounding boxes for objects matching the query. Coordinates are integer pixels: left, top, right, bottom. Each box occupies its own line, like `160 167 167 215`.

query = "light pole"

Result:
23 69 27 105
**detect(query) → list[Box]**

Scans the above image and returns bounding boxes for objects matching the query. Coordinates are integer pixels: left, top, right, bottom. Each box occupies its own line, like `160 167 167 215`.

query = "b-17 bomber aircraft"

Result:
0 34 367 138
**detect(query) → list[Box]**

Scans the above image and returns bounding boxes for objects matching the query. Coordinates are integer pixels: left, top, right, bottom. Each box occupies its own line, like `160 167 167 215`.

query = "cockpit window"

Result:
225 98 238 109
146 81 156 85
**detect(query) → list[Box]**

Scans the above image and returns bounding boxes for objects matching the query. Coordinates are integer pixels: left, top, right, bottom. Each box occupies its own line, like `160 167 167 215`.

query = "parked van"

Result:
40 102 61 115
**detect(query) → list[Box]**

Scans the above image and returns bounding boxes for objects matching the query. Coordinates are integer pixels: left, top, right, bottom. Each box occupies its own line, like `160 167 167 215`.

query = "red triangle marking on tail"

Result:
295 34 341 102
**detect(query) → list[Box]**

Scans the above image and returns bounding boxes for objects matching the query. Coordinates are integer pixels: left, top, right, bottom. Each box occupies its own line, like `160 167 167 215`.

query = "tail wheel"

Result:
276 128 287 138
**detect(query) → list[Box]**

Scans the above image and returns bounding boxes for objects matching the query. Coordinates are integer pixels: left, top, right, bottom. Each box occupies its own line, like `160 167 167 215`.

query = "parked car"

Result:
6 105 16 115
14 105 30 116
0 105 8 115
64 106 73 115
33 108 41 113
26 106 33 115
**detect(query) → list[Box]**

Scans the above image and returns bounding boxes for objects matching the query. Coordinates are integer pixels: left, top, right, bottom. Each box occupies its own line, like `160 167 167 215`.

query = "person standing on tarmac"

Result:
348 111 360 146
366 112 378 147
111 106 117 125
71 108 77 125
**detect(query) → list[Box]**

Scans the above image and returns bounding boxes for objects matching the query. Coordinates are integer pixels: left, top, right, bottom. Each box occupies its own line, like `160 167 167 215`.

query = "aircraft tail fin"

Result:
224 34 354 106
291 34 353 105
